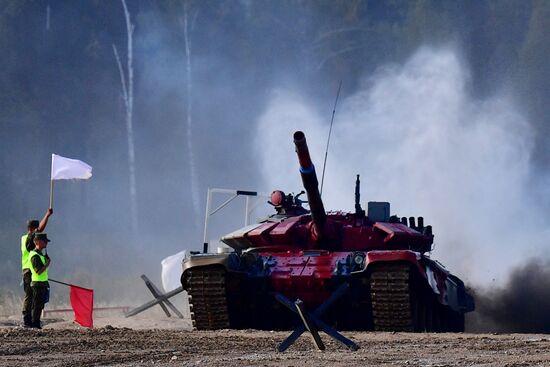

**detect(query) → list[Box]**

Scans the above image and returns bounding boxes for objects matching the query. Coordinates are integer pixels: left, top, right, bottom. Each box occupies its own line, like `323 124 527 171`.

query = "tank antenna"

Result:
320 80 342 197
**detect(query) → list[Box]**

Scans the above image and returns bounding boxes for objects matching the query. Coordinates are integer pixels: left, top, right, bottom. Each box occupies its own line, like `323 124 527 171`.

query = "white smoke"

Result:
254 46 547 286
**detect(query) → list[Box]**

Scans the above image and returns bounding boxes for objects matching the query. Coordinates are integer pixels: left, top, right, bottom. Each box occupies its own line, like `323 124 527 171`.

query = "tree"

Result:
182 0 201 228
113 0 138 231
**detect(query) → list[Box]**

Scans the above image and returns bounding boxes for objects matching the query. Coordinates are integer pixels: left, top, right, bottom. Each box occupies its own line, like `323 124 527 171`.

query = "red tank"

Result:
181 131 474 331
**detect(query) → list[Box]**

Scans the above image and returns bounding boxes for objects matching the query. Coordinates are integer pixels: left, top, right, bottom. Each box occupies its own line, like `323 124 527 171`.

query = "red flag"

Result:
70 286 94 328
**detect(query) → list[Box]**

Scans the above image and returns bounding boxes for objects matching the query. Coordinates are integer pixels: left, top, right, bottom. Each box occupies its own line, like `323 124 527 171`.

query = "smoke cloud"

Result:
471 259 550 333
255 46 549 287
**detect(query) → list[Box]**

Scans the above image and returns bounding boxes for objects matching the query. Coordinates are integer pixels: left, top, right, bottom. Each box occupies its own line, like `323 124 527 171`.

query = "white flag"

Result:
51 154 93 180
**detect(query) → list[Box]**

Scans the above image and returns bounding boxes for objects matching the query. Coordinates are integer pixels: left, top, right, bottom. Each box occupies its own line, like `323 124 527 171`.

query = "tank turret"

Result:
293 131 326 242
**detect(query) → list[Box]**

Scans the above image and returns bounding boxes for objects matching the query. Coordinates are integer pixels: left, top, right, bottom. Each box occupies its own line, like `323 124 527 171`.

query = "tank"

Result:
181 131 474 331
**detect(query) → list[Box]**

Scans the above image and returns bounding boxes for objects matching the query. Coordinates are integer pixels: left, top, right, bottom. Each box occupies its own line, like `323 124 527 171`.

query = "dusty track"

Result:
1 327 549 366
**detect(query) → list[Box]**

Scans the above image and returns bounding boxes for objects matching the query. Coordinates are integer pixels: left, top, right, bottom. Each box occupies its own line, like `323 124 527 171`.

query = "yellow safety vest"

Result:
29 250 49 283
21 234 32 270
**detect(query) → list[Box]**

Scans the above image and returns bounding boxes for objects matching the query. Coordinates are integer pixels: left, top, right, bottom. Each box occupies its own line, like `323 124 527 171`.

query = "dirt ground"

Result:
1 312 550 367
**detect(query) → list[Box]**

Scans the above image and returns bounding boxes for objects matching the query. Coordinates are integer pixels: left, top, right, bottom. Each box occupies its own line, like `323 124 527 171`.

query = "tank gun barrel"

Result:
293 131 326 238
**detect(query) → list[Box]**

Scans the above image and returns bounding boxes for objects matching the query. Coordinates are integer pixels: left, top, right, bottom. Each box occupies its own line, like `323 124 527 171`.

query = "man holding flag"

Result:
21 209 53 327
20 153 94 328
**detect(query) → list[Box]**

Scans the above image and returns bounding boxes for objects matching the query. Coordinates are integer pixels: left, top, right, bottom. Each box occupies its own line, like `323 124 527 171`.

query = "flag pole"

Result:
50 154 54 208
49 278 72 287
49 179 54 208
49 278 93 291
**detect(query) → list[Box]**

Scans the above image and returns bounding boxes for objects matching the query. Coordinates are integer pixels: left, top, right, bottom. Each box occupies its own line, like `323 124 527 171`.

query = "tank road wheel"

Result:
413 275 443 332
185 267 230 330
411 288 426 332
411 277 466 332
424 298 435 332
446 308 465 332
431 301 443 332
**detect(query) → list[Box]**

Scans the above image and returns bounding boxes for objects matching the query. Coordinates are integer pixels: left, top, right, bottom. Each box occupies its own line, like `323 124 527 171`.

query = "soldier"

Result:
29 233 51 329
21 209 52 327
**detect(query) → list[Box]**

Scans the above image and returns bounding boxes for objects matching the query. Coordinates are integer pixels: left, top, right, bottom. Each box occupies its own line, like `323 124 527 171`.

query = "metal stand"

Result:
275 282 359 352
125 275 184 318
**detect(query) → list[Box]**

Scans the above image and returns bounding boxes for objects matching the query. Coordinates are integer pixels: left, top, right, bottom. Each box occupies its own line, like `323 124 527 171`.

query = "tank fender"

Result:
365 250 425 277
180 252 239 290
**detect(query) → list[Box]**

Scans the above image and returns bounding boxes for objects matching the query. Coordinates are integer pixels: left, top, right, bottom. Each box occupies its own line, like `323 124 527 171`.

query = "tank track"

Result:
370 263 414 331
186 267 230 330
